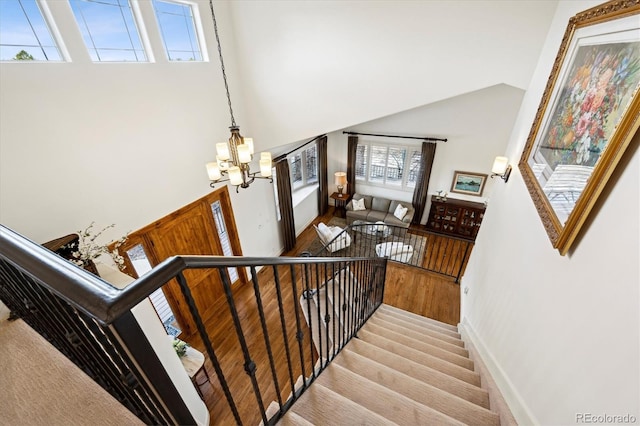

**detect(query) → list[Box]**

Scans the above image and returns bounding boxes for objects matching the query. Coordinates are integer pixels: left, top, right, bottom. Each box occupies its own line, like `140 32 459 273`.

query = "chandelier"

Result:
205 0 272 191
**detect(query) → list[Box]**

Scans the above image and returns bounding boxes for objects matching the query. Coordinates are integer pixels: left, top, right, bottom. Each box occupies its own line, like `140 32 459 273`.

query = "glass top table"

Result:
351 220 392 242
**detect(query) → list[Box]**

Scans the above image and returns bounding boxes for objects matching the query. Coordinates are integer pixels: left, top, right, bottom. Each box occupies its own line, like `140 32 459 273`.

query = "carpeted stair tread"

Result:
316 362 465 425
368 314 468 355
276 411 315 426
346 338 489 407
334 348 500 425
379 303 459 333
373 310 463 342
358 328 480 386
361 322 475 370
0 319 145 426
286 382 395 425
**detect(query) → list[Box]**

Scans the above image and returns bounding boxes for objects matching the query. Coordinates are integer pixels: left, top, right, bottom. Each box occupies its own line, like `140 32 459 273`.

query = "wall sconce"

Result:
491 156 512 182
334 172 347 196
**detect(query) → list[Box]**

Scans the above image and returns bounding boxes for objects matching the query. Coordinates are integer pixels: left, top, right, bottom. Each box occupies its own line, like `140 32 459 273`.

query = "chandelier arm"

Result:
209 0 236 128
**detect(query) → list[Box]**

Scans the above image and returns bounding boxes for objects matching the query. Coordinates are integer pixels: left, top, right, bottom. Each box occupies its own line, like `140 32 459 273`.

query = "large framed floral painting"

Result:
519 1 640 255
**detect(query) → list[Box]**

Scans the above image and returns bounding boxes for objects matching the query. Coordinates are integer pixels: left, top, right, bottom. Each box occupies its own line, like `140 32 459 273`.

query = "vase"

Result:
82 260 100 277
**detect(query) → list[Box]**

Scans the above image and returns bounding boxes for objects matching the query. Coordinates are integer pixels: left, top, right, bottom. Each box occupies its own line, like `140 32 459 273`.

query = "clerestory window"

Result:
69 0 148 62
0 0 64 61
153 0 203 61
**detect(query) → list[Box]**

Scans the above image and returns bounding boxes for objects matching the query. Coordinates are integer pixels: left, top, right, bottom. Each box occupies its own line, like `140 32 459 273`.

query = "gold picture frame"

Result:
519 1 640 255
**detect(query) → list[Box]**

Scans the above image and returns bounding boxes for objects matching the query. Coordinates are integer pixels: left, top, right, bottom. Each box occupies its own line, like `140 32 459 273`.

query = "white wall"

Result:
0 1 552 256
0 0 280 260
461 2 640 425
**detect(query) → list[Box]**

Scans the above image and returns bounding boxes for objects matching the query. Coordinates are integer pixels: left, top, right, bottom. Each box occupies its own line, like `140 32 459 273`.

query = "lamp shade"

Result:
492 156 509 175
228 166 243 186
237 144 251 164
206 162 221 181
260 159 272 177
216 143 230 161
261 152 272 161
334 172 347 186
243 138 254 155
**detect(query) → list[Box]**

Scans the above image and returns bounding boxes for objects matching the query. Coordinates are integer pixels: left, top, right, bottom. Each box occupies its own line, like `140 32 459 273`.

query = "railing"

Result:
0 224 387 425
313 222 473 282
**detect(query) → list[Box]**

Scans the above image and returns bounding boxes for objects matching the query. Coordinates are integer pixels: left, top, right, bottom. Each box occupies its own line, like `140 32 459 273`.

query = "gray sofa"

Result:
345 193 414 228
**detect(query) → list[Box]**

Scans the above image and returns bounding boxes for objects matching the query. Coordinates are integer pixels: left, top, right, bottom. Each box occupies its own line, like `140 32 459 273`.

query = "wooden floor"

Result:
184 208 461 425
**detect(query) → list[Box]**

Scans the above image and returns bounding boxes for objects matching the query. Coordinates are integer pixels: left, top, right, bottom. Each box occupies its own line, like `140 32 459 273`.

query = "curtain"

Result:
275 159 296 251
346 135 358 196
317 135 329 215
411 142 437 225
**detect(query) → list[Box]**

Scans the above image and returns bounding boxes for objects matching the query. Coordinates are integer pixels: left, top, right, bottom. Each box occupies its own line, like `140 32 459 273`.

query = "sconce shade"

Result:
334 172 347 186
491 156 512 183
492 156 509 175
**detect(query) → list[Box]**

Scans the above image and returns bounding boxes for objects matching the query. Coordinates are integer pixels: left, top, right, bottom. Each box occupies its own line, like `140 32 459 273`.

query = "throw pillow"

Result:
394 203 408 221
352 198 366 211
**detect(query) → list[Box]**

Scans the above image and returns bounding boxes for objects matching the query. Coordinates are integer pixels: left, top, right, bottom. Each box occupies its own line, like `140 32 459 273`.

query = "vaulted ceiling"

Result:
223 1 559 147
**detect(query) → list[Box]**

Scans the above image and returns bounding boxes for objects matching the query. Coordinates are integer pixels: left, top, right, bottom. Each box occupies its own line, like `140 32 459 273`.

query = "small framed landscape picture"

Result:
450 171 487 196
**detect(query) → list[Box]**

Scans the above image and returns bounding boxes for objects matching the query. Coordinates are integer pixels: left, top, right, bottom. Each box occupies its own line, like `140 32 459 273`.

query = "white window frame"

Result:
69 0 153 63
151 0 208 62
288 143 318 191
356 140 422 192
0 0 69 62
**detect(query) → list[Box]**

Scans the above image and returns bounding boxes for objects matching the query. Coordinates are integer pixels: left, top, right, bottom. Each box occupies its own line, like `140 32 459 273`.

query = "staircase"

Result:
283 303 502 425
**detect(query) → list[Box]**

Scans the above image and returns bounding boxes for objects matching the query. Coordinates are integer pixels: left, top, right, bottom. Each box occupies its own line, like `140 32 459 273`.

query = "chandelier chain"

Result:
209 0 236 128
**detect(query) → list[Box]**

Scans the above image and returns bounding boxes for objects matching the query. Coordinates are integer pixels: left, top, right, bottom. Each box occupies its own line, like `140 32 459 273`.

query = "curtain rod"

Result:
273 134 326 162
343 131 447 143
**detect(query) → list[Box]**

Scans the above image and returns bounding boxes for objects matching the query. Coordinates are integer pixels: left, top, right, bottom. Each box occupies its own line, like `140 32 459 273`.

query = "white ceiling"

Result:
224 0 559 147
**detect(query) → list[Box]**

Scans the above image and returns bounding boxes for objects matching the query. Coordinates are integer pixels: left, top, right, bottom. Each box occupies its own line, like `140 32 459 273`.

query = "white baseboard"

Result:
459 318 538 425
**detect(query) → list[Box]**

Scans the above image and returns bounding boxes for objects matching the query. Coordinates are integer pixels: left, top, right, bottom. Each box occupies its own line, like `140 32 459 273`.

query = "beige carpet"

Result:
0 316 144 426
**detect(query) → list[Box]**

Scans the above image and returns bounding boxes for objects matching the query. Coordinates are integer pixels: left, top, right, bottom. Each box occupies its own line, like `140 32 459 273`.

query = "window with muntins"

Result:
289 144 318 190
356 141 422 191
0 0 63 61
153 0 203 61
70 0 148 62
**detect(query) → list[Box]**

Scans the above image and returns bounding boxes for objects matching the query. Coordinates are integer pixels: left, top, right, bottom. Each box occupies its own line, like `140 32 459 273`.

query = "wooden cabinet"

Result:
426 196 486 241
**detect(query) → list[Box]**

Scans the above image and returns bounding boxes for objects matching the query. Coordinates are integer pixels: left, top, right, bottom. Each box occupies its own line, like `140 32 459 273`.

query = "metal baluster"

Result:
314 262 324 370
272 265 296 407
301 263 317 380
175 271 244 425
248 266 284 409
110 312 195 425
288 264 308 388
322 262 331 362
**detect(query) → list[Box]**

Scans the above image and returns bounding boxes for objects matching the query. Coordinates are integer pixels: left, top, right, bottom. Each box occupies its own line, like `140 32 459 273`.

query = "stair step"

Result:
361 322 474 370
334 349 500 425
378 303 459 333
368 314 468 355
316 362 465 425
276 411 314 426
346 338 489 408
373 310 463 342
287 382 394 425
358 328 480 386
